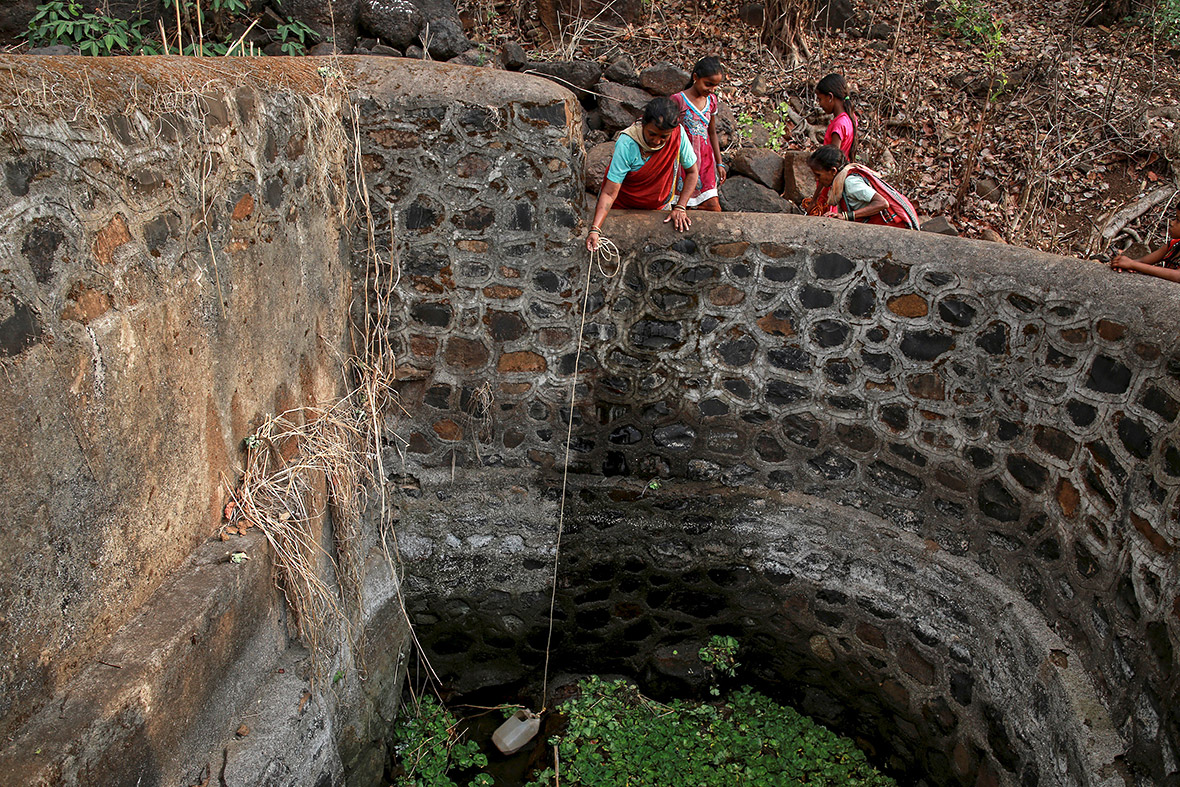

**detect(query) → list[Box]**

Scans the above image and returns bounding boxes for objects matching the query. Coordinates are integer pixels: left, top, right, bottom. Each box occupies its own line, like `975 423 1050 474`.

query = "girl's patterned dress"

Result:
1162 239 1180 268
672 91 719 206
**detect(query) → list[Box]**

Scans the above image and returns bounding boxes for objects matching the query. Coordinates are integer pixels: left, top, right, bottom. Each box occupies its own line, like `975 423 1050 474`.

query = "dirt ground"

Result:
461 0 1180 260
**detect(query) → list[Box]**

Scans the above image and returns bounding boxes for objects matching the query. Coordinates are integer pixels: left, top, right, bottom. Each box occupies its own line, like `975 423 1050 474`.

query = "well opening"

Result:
393 471 1123 787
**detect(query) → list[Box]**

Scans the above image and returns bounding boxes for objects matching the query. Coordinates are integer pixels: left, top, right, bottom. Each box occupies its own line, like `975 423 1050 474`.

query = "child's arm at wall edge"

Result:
1113 244 1169 266
1111 257 1180 282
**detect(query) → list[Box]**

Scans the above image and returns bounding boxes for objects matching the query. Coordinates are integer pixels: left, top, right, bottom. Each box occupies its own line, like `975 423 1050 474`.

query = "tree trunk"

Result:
1082 0 1132 27
761 0 815 64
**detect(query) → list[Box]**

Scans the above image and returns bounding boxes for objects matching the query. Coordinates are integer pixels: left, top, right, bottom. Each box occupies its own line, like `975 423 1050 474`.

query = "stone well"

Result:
0 54 1175 787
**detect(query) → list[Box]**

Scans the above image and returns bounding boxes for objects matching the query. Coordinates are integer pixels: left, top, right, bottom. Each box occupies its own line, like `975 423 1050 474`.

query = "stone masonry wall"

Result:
393 471 1125 787
0 50 1173 786
0 56 351 742
386 209 1180 784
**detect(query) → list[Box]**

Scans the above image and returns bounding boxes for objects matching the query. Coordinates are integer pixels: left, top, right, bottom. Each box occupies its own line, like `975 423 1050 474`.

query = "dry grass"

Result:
224 396 375 661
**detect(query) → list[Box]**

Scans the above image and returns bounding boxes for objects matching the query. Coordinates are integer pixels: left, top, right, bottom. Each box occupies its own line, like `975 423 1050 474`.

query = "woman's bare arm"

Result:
587 180 621 251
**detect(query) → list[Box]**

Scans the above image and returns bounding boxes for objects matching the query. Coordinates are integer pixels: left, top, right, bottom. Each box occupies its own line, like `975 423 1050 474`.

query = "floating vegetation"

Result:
392 676 896 787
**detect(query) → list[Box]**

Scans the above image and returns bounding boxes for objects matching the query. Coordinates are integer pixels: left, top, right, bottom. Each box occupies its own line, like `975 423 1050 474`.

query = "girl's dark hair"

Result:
685 56 725 89
809 144 848 172
815 72 858 161
644 96 681 131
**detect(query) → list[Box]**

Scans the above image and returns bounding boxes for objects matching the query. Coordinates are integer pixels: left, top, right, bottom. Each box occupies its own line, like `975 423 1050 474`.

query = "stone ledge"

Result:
0 530 287 787
597 210 1180 327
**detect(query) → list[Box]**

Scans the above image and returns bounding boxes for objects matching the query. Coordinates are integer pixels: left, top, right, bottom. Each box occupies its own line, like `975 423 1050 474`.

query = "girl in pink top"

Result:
672 57 727 211
816 73 858 161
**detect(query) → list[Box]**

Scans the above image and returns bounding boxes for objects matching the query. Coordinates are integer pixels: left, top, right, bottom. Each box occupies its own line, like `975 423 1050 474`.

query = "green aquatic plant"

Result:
391 695 489 787
526 676 897 786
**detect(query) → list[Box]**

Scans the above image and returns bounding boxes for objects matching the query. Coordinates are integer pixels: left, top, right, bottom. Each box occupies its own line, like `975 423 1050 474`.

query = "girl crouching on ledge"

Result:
1110 205 1180 283
808 145 920 230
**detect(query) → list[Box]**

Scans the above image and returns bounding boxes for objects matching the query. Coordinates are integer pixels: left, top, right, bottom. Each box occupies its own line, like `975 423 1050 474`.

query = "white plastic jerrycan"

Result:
491 708 541 755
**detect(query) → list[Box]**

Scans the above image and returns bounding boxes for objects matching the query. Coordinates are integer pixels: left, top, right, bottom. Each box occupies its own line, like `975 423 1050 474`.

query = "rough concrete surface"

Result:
0 56 352 742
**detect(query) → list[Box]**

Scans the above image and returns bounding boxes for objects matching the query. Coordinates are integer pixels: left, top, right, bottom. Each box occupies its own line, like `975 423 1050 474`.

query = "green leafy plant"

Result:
526 677 897 786
275 17 319 56
736 102 794 149
391 695 488 787
699 634 740 679
1145 0 1180 45
162 0 264 56
26 1 157 55
938 0 1003 44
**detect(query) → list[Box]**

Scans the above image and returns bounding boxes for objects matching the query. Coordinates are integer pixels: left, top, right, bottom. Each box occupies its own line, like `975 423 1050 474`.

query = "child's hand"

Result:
717 163 727 184
1111 254 1134 270
586 230 601 252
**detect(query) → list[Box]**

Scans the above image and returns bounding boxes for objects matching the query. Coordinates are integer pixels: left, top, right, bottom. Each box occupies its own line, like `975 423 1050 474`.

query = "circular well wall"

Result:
393 472 1126 787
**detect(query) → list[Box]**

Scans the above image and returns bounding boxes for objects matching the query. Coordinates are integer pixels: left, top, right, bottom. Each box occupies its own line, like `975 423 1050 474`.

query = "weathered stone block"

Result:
498 350 546 373
597 81 651 132
730 147 785 192
638 62 690 96
443 337 489 369
719 175 800 213
781 150 816 203
888 293 928 317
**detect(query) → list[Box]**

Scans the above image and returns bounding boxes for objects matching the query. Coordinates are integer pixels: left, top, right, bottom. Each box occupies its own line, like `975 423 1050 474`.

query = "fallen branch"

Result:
1100 185 1176 240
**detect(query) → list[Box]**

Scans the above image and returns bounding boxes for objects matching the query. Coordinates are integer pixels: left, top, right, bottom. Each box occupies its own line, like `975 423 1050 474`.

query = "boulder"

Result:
639 62 690 96
742 122 770 149
720 176 802 213
739 2 764 26
27 45 76 55
359 0 421 49
597 81 651 132
287 0 361 51
424 16 471 59
714 103 738 149
502 41 527 70
980 228 1006 243
781 150 816 203
585 141 616 195
525 60 603 101
450 47 493 66
604 54 640 87
358 0 468 58
975 177 1003 203
0 0 38 48
813 0 856 30
371 43 402 56
730 147 784 192
920 215 958 236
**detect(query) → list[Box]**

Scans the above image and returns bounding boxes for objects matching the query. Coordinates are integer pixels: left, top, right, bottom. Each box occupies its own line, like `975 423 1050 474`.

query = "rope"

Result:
540 234 617 710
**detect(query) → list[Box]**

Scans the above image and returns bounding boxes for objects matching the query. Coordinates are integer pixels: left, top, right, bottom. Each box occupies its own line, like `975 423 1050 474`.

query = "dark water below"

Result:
455 711 555 786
